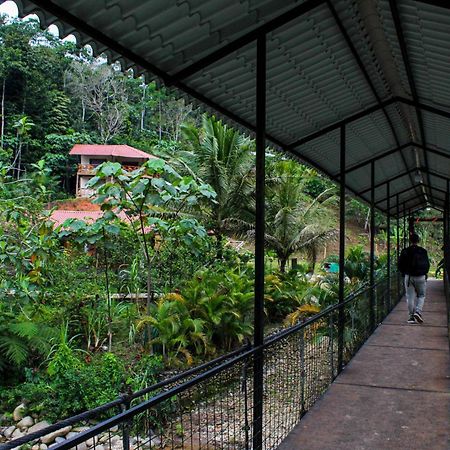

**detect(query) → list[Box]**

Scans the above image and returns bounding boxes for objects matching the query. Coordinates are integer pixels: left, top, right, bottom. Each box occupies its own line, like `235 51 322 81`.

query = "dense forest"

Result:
0 15 443 436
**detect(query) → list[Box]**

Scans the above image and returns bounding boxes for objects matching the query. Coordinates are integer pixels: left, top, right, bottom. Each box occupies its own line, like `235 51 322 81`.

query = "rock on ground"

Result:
4 426 16 439
41 426 72 445
13 404 26 422
28 421 50 434
17 416 34 429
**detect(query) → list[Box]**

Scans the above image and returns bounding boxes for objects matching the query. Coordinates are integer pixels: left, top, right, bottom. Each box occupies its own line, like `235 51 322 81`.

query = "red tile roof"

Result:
49 210 154 234
69 144 155 159
50 210 129 228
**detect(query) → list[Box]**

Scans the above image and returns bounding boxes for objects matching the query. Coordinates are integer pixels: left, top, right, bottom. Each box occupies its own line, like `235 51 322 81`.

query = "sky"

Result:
0 1 18 17
0 0 76 42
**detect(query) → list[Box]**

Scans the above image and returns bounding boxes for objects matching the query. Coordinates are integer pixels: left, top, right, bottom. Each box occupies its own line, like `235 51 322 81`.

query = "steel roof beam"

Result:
326 0 399 146
377 183 446 206
172 0 326 81
426 170 450 182
391 201 444 217
325 0 423 204
287 98 396 149
361 166 450 195
360 169 416 195
389 0 433 203
415 143 450 160
396 97 450 120
343 142 412 176
414 0 450 10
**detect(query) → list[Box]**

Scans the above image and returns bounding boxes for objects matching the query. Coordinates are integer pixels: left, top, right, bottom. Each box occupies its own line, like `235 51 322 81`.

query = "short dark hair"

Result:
411 233 420 244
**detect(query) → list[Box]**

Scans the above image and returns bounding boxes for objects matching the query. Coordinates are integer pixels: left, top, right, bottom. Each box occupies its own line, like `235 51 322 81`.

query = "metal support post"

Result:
370 161 376 330
253 34 266 450
337 125 346 374
386 182 391 312
446 180 450 279
396 195 400 299
444 193 447 280
408 215 414 241
403 203 407 249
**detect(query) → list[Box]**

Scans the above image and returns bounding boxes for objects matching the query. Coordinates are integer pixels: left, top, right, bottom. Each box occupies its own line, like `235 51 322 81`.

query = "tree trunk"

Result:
16 140 22 179
1 78 5 149
216 232 224 259
280 257 287 273
140 84 146 131
310 247 317 273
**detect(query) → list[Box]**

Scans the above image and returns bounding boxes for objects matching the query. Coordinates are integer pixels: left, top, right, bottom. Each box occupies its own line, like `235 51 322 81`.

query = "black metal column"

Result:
396 195 400 299
386 182 391 312
442 180 450 280
408 215 414 241
444 189 448 280
403 203 407 249
337 125 346 374
370 161 376 330
253 34 266 450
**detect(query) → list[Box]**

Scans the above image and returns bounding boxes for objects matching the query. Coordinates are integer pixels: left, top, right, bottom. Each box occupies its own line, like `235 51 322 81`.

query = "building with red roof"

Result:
70 144 155 197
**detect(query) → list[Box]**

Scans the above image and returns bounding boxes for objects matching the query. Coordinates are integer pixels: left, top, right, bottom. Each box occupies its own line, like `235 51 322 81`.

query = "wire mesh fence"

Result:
2 276 404 450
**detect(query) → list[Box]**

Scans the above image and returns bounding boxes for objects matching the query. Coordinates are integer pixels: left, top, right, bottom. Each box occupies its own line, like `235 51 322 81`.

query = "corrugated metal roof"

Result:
7 0 450 216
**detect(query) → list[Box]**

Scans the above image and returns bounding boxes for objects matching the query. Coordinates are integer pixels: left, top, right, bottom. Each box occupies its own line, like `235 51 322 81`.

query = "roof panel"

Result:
400 0 450 108
11 0 450 215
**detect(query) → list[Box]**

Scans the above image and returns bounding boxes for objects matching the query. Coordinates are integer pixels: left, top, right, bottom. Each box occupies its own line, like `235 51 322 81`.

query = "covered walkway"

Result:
279 278 449 450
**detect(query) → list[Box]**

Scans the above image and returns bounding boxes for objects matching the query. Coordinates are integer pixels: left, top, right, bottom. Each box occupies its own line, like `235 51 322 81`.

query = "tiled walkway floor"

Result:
278 279 449 450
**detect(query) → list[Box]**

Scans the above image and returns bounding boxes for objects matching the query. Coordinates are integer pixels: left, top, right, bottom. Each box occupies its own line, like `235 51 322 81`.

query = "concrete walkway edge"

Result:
278 279 450 450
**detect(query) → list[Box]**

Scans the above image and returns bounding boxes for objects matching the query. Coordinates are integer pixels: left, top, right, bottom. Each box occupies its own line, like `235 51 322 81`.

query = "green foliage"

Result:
256 160 337 272
0 307 56 375
264 271 309 321
182 115 254 255
344 245 370 282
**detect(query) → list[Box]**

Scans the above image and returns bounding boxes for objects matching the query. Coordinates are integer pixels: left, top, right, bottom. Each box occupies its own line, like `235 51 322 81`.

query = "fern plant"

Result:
0 309 56 371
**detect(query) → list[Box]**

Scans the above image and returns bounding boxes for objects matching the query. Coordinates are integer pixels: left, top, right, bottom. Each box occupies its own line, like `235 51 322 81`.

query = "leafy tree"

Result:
67 62 129 143
258 160 336 272
87 159 215 303
182 115 254 256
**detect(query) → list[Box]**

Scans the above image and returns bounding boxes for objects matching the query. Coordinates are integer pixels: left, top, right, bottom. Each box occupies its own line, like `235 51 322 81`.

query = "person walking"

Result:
398 233 430 324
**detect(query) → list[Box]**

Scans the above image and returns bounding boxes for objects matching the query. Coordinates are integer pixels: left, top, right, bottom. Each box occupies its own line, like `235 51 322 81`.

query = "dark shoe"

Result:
407 315 416 324
414 311 424 323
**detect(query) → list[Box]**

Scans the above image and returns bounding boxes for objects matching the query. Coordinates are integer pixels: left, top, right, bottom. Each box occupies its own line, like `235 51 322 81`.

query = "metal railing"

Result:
77 164 140 175
2 274 403 450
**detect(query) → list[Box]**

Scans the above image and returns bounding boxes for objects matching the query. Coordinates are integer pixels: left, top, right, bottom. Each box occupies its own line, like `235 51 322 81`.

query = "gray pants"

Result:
404 275 426 315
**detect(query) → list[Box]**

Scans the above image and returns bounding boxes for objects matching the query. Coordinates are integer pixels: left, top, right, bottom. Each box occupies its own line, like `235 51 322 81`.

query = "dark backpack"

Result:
399 246 430 276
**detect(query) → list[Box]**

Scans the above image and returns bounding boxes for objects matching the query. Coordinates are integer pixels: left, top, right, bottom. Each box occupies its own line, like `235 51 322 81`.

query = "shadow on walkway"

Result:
278 279 449 450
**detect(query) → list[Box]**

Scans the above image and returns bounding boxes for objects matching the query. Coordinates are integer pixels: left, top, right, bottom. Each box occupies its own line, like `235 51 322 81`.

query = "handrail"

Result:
1 277 395 450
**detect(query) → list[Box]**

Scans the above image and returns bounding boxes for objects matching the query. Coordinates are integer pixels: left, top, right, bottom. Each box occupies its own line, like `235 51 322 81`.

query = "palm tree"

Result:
260 160 337 272
182 115 254 256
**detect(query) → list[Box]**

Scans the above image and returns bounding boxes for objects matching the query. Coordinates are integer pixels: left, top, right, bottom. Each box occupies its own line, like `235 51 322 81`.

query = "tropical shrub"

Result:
181 266 254 352
137 296 210 366
344 245 370 282
264 270 309 321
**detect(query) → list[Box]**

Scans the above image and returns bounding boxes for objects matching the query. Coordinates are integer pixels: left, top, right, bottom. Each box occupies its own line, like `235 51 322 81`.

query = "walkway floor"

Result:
279 279 449 450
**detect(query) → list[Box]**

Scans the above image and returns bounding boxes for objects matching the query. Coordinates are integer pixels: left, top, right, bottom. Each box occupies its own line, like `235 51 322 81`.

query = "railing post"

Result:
299 329 305 417
253 33 266 450
370 161 376 330
120 393 131 450
386 182 391 314
337 124 346 373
